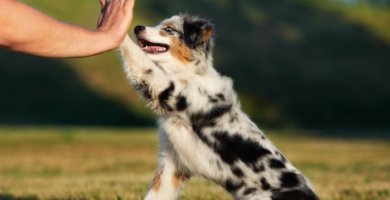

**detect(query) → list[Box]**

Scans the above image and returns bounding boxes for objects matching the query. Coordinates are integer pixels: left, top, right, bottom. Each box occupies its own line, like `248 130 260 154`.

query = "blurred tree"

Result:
137 0 390 128
1 0 389 129
0 50 153 126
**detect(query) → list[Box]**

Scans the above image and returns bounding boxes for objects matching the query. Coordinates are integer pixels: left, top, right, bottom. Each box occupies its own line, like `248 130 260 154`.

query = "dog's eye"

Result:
164 26 174 33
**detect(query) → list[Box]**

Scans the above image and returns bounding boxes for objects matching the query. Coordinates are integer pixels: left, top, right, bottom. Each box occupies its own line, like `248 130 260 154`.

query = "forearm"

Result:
8 22 117 58
0 0 117 57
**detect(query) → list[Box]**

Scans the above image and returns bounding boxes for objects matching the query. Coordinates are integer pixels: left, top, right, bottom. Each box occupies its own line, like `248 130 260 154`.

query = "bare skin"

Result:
0 0 135 57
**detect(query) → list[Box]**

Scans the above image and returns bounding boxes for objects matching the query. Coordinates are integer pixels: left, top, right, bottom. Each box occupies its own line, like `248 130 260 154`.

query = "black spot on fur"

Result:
189 104 270 167
261 135 266 140
190 104 232 133
231 167 244 178
134 81 152 100
176 95 188 111
243 187 257 195
208 96 219 103
158 82 175 111
183 16 213 51
216 93 225 101
195 60 201 65
225 179 244 192
209 93 225 103
260 178 271 190
271 189 319 200
251 164 265 173
269 158 286 169
213 132 271 164
143 90 152 100
159 82 175 102
183 20 203 49
189 105 232 148
280 172 300 188
145 69 153 74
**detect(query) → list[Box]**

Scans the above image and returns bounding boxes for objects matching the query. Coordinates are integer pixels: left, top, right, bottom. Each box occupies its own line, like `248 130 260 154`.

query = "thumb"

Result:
99 0 106 8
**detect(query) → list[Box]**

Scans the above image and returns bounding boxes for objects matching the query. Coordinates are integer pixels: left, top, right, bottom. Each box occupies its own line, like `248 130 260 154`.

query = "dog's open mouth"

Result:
137 38 170 54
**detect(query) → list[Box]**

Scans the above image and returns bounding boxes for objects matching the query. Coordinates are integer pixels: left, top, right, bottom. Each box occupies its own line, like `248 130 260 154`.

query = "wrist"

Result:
95 31 116 52
95 29 124 51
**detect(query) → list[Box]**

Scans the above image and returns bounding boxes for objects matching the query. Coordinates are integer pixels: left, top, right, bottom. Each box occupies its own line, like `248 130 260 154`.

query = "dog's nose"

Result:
134 25 145 35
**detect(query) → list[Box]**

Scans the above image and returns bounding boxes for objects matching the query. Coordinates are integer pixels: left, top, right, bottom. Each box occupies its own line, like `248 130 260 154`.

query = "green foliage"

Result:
2 0 389 128
0 50 152 126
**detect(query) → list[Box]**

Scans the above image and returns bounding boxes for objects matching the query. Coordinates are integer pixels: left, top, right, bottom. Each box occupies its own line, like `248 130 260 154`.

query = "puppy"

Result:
118 14 319 200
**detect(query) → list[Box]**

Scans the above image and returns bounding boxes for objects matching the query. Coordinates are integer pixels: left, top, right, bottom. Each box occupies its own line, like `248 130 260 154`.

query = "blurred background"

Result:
0 0 389 200
0 0 389 129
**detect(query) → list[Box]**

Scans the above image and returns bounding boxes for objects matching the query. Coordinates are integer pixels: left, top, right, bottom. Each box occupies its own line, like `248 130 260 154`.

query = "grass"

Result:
0 127 389 200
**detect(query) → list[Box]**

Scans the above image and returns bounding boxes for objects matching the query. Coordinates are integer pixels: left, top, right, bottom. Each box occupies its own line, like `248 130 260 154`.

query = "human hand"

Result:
97 0 135 47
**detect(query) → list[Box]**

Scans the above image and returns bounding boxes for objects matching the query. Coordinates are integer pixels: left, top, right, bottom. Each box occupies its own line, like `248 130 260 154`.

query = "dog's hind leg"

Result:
144 152 190 200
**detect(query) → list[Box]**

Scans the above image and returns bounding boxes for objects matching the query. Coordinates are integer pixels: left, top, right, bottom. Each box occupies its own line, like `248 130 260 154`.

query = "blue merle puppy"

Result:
118 14 320 200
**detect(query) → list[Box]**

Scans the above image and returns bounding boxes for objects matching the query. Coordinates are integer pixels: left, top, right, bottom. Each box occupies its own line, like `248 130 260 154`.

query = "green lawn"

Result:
0 127 389 200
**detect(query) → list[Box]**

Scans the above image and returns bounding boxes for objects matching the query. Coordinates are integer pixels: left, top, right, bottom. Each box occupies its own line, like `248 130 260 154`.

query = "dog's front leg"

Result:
144 154 190 200
118 35 172 101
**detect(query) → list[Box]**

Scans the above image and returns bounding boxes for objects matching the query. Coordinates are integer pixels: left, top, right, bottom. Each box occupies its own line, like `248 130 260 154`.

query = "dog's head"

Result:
134 15 214 67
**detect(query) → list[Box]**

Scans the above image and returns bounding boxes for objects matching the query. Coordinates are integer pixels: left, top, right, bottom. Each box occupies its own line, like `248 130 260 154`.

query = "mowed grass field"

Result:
0 127 388 200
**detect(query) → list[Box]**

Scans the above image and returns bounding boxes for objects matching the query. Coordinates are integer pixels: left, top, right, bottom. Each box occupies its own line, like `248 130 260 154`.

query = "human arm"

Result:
0 0 134 57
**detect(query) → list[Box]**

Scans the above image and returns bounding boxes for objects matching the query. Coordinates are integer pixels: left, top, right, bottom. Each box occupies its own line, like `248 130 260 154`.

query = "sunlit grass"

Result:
302 0 390 45
0 127 389 200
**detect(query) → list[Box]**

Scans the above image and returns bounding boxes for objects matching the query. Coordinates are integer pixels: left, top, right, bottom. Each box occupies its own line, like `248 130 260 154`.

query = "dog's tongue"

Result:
143 45 167 53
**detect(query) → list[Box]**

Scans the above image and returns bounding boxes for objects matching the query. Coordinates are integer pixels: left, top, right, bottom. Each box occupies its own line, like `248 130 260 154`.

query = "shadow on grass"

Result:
0 194 38 200
0 194 90 200
0 50 153 127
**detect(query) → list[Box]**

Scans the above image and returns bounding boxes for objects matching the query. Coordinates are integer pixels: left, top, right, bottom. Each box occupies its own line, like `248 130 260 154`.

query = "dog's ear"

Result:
183 17 214 49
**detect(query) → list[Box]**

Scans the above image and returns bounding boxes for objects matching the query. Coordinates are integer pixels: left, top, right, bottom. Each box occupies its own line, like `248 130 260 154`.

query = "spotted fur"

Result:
118 14 319 200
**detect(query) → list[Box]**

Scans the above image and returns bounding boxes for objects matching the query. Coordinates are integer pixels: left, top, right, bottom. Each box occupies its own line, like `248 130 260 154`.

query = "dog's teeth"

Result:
141 44 167 53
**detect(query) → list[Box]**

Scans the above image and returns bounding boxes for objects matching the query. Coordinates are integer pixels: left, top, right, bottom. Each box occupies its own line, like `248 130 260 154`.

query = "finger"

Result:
120 0 128 7
119 0 125 6
97 16 103 27
97 10 106 27
99 0 106 8
108 0 118 9
124 0 135 10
